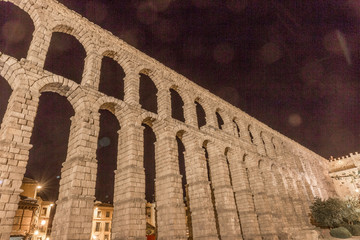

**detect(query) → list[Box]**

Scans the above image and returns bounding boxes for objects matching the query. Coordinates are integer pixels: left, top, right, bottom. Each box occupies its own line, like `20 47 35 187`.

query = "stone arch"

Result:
95 106 121 203
175 129 193 235
138 67 163 91
215 109 225 130
98 53 126 100
194 97 206 128
304 178 315 202
0 54 28 89
100 50 133 75
248 124 255 143
201 139 221 238
43 29 87 84
26 91 75 203
169 86 185 122
5 0 42 30
0 1 35 60
169 84 190 102
194 95 216 127
141 118 157 205
49 21 95 54
258 159 271 171
271 137 278 154
139 69 159 114
0 75 13 129
232 117 241 137
259 132 267 155
99 49 135 73
93 96 128 124
136 112 159 132
32 76 89 113
217 108 232 132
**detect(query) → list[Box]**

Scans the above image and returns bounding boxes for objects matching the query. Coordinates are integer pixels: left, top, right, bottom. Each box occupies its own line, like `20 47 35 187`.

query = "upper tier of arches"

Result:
0 0 326 164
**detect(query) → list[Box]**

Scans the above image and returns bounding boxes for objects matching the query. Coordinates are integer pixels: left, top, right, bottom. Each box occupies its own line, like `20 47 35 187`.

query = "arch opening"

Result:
44 32 86 84
142 123 157 237
0 76 12 126
260 132 268 155
176 135 192 237
248 125 254 143
271 137 277 151
224 149 242 236
95 109 120 204
99 56 125 100
0 2 34 60
216 112 224 130
233 119 240 137
170 89 185 122
195 101 206 129
139 73 157 114
203 144 221 238
25 92 74 203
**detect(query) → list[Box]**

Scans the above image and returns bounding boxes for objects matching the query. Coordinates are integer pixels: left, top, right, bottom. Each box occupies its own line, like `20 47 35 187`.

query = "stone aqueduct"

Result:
0 0 336 239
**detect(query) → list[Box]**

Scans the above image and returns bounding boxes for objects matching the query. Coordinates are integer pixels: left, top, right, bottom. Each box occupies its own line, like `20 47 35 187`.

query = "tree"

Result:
310 197 360 228
310 197 345 228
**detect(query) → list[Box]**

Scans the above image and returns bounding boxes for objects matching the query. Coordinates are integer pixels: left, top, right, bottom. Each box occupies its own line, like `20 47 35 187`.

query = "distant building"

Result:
91 202 113 240
90 202 158 240
36 199 54 240
145 203 156 238
329 152 360 198
11 177 53 240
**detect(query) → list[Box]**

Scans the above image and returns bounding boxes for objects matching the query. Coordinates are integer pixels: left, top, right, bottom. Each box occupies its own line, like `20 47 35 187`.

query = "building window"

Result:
104 235 109 240
106 211 110 218
105 222 110 232
146 208 151 218
41 207 47 216
97 210 101 218
95 222 101 232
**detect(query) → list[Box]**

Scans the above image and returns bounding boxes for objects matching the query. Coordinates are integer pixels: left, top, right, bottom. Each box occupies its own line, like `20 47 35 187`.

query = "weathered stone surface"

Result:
0 0 337 239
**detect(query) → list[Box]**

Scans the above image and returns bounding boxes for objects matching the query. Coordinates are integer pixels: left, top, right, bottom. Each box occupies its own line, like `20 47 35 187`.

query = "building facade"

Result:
0 0 337 239
329 152 360 199
91 202 113 240
10 178 52 240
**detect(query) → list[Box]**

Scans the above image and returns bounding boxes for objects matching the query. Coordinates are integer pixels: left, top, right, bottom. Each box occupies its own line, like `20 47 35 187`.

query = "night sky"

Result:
53 0 360 158
1 0 360 201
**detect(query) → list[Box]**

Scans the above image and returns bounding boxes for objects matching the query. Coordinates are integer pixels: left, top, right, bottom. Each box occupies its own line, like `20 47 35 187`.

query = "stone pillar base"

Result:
290 229 319 240
261 233 279 240
112 237 146 240
243 234 262 240
221 235 243 240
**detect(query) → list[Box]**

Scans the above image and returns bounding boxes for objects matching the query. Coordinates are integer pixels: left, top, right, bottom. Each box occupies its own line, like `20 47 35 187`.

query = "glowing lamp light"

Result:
0 180 3 185
92 235 97 240
41 220 46 225
50 203 54 207
34 230 39 235
356 189 359 193
46 238 50 240
37 185 42 189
